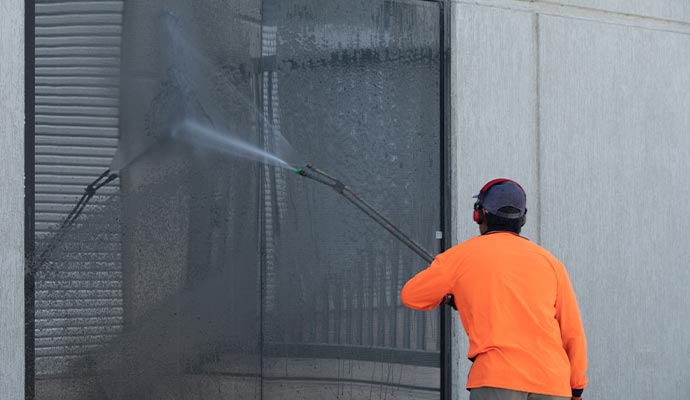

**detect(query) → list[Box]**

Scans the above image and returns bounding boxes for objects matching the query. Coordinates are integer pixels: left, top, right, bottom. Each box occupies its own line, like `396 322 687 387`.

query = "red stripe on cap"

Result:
480 178 524 194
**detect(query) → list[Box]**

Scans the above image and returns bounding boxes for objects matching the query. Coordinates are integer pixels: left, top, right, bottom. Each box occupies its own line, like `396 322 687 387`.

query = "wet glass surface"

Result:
33 1 442 399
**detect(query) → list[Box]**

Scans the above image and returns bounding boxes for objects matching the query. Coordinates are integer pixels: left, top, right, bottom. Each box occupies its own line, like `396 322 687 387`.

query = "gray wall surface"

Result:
451 1 690 399
0 0 25 399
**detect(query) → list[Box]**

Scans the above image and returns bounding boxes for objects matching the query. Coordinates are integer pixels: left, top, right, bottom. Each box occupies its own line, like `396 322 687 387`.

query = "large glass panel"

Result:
260 1 441 399
31 1 442 399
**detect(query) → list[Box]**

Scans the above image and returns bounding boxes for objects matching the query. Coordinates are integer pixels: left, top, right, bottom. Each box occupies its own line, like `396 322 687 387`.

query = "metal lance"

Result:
295 164 435 264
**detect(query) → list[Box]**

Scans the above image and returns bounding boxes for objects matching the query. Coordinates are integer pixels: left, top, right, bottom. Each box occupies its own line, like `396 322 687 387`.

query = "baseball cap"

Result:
474 180 526 219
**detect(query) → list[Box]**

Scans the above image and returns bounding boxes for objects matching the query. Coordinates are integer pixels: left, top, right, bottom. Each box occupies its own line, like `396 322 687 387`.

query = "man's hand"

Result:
442 294 457 310
571 388 584 400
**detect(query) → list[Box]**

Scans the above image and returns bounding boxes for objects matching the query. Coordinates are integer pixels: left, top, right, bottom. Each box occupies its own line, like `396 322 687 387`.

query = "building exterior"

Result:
450 1 690 399
2 1 690 399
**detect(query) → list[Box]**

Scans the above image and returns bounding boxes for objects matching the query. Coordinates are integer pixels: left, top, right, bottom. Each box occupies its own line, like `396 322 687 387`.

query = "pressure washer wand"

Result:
296 164 435 264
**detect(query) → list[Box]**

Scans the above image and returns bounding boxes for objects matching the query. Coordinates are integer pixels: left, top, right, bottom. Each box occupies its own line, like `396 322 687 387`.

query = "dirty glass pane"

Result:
31 0 442 399
260 1 441 399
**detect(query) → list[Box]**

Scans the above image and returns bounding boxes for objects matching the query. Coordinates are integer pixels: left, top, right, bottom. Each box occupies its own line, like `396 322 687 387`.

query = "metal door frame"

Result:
25 0 36 398
435 1 453 399
439 1 453 397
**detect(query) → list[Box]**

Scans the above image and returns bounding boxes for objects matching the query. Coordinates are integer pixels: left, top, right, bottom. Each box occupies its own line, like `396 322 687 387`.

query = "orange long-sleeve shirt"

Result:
401 232 587 397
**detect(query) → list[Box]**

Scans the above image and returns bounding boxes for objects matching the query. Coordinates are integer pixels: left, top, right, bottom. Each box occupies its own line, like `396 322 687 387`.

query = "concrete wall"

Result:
0 0 25 399
451 1 690 399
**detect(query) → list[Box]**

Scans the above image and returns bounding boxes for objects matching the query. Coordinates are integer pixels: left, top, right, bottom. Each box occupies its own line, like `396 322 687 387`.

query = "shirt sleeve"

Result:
400 255 454 311
554 262 588 392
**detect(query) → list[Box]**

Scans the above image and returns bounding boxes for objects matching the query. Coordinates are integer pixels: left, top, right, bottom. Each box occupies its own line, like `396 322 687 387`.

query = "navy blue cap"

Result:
475 181 526 219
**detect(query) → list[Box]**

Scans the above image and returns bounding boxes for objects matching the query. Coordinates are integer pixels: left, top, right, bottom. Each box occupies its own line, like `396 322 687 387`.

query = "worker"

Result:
401 179 587 400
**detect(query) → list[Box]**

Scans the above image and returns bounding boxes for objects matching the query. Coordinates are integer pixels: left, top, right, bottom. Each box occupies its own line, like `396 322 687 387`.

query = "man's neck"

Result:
483 228 518 235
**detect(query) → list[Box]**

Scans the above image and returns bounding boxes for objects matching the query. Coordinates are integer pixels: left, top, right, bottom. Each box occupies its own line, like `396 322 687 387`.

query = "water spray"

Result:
295 164 435 264
34 9 439 285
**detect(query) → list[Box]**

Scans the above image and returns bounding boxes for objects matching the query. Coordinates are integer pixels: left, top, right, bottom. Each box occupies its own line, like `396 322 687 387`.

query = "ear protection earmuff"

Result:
473 199 485 224
472 178 525 224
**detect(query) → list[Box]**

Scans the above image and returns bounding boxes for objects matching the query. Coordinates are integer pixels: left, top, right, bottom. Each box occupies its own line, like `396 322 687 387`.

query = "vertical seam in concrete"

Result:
534 11 542 245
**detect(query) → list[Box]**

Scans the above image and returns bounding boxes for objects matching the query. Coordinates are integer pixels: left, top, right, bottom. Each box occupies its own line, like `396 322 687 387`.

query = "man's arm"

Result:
554 262 588 397
400 256 454 311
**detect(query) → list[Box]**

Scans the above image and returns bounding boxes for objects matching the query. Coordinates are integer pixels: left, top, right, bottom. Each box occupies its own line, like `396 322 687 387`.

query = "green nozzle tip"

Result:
295 168 303 175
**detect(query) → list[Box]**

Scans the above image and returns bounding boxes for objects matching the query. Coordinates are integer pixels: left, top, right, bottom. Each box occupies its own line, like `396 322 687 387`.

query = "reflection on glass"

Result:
33 1 442 399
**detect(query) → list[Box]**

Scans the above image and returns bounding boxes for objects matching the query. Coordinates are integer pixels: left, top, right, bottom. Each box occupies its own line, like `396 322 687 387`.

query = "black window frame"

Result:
25 0 36 398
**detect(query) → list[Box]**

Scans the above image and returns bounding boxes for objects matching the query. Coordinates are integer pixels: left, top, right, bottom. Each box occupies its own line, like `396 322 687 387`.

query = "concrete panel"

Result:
550 0 690 25
0 0 25 399
450 4 538 398
539 15 690 399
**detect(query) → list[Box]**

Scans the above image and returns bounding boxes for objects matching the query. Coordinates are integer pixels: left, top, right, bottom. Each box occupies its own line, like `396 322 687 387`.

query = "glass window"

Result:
29 1 445 399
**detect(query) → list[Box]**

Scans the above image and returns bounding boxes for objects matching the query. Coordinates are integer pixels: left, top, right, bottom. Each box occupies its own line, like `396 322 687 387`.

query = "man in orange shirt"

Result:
401 179 587 400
